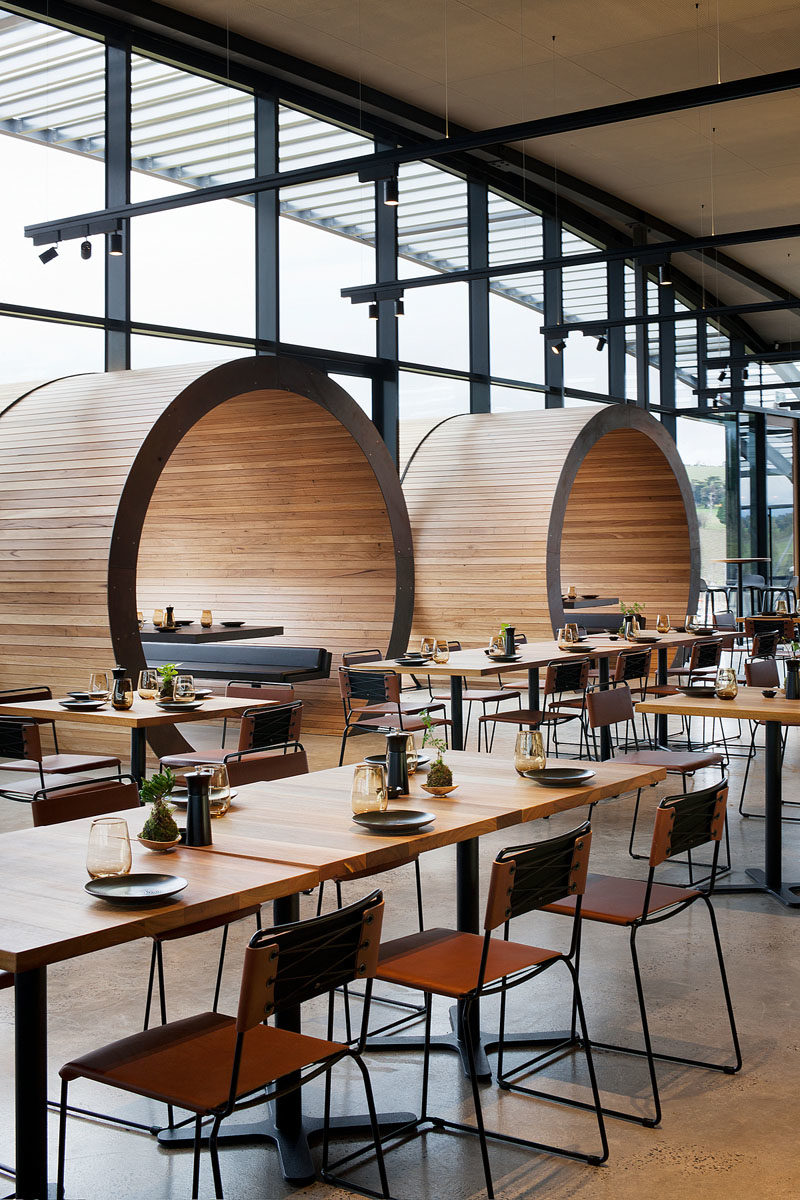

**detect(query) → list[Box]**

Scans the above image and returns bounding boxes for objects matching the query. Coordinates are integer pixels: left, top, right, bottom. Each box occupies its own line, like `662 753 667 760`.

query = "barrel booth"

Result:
0 357 413 760
402 404 700 646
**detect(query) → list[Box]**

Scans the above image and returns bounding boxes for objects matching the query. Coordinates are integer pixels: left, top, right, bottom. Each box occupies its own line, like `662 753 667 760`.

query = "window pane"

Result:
490 290 544 383
677 415 728 586
491 384 545 411
0 14 105 314
0 315 104 383
329 373 372 418
399 371 469 471
130 336 248 370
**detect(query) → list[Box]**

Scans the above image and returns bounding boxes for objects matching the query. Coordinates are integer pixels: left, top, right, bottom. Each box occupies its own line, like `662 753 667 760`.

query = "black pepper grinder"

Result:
385 731 410 798
504 624 516 656
163 604 176 630
185 770 213 846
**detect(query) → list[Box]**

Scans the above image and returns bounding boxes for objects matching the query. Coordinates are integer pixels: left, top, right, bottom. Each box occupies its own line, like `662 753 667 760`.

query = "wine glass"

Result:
111 675 133 711
420 635 435 658
173 675 195 703
715 667 739 699
86 818 132 879
88 671 110 700
351 763 387 814
432 639 450 664
152 609 164 628
656 613 671 633
196 763 231 817
137 668 158 700
201 609 213 628
514 731 546 775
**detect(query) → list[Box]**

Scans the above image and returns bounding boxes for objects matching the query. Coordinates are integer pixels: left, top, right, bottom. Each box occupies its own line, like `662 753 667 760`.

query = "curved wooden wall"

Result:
0 358 412 760
402 404 699 646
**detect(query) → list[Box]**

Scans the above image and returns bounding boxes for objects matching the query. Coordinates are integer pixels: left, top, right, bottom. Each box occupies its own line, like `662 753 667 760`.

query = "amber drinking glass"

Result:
715 667 738 699
152 609 164 628
420 635 435 658
201 609 213 628
137 669 158 700
173 675 195 703
137 610 144 629
351 763 388 814
514 730 546 775
656 613 671 633
404 734 419 775
86 818 132 879
195 763 231 817
111 676 133 711
432 639 450 664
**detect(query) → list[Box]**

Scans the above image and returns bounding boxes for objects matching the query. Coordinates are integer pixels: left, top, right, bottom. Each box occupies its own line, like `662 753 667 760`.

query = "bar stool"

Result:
762 575 798 613
699 577 731 622
742 573 766 615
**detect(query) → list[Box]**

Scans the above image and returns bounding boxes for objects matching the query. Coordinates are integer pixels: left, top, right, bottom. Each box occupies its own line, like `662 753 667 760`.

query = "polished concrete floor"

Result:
1 713 800 1199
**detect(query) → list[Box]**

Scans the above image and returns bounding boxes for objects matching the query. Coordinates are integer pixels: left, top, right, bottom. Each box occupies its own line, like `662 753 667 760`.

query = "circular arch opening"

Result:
108 357 413 758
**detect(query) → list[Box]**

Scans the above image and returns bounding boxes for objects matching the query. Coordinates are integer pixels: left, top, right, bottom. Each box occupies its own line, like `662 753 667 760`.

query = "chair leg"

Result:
629 926 662 1127
461 997 495 1199
143 940 158 1030
627 789 644 859
420 994 433 1121
156 940 167 1025
56 1077 69 1200
209 1112 225 1199
702 897 743 1073
563 959 609 1164
338 728 349 767
321 1054 390 1199
212 923 229 1012
191 1115 203 1200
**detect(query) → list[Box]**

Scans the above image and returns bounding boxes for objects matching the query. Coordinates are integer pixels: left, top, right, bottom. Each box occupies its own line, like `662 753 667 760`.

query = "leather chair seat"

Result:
6 753 120 774
476 707 543 727
613 747 724 772
545 872 699 927
60 1011 343 1114
377 927 559 999
432 688 521 703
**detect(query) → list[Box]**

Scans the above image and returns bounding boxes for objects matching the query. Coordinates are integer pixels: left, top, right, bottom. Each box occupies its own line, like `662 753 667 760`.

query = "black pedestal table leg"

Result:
450 673 464 751
15 967 48 1200
656 648 669 746
527 667 539 712
736 563 744 619
450 838 491 1079
130 727 147 785
598 657 611 760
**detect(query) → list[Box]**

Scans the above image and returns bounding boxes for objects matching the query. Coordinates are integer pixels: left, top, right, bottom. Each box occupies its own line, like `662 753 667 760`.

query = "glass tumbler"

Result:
173 675 196 703
420 635 435 658
432 639 450 664
152 609 164 628
111 675 133 711
88 671 110 700
201 609 213 628
351 763 388 814
196 763 231 817
404 734 419 775
86 818 132 879
514 730 546 775
137 668 158 700
715 667 739 699
656 613 671 633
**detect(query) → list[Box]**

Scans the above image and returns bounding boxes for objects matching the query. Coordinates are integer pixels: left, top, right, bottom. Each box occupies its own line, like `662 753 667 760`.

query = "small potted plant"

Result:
420 711 458 796
619 600 644 640
138 768 181 851
156 662 179 699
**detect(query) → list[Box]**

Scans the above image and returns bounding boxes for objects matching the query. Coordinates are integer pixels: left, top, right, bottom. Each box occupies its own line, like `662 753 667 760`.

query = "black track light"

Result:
718 370 727 382
394 297 404 317
39 245 58 264
80 239 92 260
742 367 749 380
383 177 399 206
108 231 123 256
368 302 379 319
658 262 672 286
595 335 607 351
551 339 566 355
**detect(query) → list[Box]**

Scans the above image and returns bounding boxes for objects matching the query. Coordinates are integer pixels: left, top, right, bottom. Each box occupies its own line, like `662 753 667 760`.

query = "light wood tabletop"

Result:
638 686 800 724
172 751 667 878
0 694 274 729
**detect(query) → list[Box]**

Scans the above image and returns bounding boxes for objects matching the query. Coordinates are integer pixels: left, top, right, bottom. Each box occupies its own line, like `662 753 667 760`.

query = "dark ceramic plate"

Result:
561 645 595 653
175 619 194 626
58 699 106 711
85 873 188 906
395 657 431 667
220 620 245 627
155 700 205 712
523 768 596 788
680 685 718 698
193 688 214 699
631 635 659 643
352 809 435 835
485 653 522 663
581 594 599 599
363 753 431 770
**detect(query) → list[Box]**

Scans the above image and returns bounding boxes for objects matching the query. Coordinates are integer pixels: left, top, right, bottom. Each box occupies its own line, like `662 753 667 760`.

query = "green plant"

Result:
140 767 176 806
421 710 453 786
156 662 179 696
140 794 179 843
619 600 645 616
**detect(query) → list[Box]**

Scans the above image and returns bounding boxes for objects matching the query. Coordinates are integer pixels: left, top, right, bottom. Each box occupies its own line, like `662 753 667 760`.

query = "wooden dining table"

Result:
639 687 800 907
0 694 276 784
0 750 666 1196
356 631 715 755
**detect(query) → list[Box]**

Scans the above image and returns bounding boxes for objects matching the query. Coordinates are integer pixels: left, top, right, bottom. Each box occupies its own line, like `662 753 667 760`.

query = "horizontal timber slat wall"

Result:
0 357 413 762
402 404 699 647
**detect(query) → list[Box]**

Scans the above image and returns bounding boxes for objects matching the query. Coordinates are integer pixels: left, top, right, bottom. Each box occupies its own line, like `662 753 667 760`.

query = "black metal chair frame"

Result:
0 716 122 802
0 684 60 752
337 667 448 766
56 892 390 1200
220 680 295 747
428 639 522 750
539 658 591 758
341 824 608 1200
541 782 741 1129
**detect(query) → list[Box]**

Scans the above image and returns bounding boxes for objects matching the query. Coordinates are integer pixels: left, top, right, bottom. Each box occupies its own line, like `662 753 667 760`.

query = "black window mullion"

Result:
255 92 279 348
468 180 489 413
104 39 130 371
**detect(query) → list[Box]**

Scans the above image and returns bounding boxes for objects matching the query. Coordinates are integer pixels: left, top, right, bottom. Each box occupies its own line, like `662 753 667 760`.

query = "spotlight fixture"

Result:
39 245 58 264
394 297 404 317
550 339 567 355
595 335 607 351
80 239 92 260
383 177 399 206
718 370 727 382
368 302 379 319
742 368 749 380
108 231 123 256
658 262 672 286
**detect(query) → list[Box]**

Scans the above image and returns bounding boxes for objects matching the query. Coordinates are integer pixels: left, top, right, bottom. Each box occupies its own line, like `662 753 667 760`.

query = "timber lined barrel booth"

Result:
402 404 700 646
0 357 413 760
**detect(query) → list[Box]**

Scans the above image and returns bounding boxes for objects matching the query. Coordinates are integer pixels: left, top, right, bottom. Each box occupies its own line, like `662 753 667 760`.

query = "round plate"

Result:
169 788 238 807
175 619 194 626
560 645 595 653
155 700 205 712
84 873 188 905
58 699 106 711
193 688 214 699
680 685 718 698
580 594 599 599
523 768 596 788
395 658 431 667
352 809 435 835
486 653 522 663
363 753 431 770
67 691 95 700
220 620 245 627
631 635 659 643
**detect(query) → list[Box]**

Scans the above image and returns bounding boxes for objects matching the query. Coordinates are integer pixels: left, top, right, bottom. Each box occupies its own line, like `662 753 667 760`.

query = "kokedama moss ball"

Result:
427 760 452 786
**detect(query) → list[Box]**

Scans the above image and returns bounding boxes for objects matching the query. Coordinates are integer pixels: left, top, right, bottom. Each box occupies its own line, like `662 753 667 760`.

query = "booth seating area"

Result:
141 641 332 686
